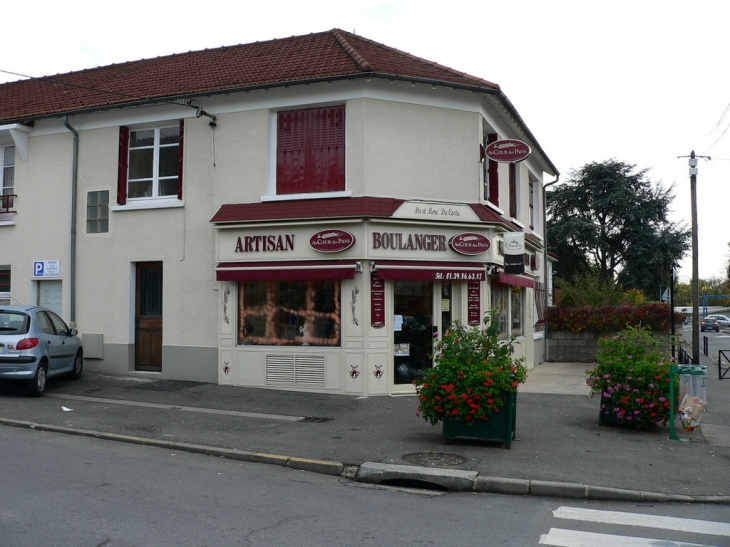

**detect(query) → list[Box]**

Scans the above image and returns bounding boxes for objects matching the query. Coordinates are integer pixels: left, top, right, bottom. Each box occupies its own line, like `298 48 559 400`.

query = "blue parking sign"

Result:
34 261 44 276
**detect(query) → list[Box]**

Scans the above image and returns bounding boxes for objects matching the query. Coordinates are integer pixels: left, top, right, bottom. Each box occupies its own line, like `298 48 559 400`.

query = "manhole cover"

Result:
402 452 467 467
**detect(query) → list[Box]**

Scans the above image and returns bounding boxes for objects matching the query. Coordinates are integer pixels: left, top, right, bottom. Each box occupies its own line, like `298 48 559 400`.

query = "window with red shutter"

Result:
486 133 498 206
509 163 517 218
117 121 183 205
277 106 345 195
529 179 534 229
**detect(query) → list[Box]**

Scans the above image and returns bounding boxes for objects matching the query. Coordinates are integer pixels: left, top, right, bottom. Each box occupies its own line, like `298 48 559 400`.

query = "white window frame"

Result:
127 125 179 202
2 145 15 199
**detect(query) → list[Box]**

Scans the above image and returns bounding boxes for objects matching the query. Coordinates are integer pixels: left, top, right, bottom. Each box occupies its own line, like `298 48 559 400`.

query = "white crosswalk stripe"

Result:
539 527 717 547
538 506 729 547
553 507 730 537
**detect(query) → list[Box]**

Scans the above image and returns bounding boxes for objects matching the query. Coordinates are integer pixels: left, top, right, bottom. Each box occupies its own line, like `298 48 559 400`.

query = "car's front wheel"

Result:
68 351 83 380
27 362 47 397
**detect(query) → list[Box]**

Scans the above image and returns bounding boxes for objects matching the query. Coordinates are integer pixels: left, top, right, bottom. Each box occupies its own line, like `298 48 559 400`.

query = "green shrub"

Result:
586 325 677 429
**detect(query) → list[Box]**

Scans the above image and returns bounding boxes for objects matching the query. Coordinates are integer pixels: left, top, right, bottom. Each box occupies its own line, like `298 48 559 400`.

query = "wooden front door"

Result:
135 262 162 371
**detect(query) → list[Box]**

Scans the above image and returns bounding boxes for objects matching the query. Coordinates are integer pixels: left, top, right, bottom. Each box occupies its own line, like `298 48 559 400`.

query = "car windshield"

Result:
0 312 29 335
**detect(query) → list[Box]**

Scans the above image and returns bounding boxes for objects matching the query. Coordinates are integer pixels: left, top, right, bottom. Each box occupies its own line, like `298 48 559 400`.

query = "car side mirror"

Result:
70 328 78 336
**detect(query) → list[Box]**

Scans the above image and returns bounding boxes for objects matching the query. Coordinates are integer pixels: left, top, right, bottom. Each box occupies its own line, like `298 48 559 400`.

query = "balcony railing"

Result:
0 194 16 213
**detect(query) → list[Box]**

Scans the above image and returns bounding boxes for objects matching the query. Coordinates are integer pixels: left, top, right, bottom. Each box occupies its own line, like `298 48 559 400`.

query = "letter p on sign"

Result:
34 261 44 277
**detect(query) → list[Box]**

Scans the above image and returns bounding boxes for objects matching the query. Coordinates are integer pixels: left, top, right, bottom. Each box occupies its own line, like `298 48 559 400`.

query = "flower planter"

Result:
442 391 516 449
598 394 658 431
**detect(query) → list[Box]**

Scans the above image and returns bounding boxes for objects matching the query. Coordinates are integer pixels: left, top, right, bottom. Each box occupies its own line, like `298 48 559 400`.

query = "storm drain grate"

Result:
301 416 332 423
126 380 201 392
402 452 467 467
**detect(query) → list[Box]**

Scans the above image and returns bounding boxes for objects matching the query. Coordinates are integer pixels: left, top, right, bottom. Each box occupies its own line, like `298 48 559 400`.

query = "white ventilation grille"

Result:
265 354 325 386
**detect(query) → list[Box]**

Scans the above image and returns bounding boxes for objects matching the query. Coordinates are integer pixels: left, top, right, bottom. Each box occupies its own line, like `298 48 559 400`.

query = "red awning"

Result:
216 260 358 281
497 272 535 289
374 261 485 281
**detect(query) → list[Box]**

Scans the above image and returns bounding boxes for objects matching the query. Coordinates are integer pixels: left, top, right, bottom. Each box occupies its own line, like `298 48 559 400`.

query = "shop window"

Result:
117 122 184 205
276 106 345 195
511 286 524 337
86 191 109 233
490 284 508 340
0 267 9 305
1 145 15 211
238 280 341 346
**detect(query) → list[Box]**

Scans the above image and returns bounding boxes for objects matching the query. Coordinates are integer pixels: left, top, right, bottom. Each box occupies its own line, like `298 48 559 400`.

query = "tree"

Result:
547 160 690 298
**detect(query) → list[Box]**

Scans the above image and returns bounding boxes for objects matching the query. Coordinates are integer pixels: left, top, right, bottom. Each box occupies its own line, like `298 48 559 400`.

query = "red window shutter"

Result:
117 126 129 205
529 180 534 229
487 133 498 206
177 120 184 200
277 106 345 195
509 163 517 218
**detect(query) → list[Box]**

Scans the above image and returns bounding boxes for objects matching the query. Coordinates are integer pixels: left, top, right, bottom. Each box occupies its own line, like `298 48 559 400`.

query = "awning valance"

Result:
373 261 485 281
497 272 535 289
216 260 359 281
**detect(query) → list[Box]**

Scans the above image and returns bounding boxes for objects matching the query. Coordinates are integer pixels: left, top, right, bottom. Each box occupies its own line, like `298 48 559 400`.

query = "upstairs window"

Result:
118 122 184 205
276 106 345 195
484 133 499 206
1 145 15 210
509 163 517 219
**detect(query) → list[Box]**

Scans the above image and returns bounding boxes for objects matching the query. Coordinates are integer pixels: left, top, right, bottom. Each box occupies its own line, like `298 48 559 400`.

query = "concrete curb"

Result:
2 418 728 504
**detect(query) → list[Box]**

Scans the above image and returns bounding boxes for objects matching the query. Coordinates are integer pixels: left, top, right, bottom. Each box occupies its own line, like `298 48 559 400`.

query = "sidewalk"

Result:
0 355 728 502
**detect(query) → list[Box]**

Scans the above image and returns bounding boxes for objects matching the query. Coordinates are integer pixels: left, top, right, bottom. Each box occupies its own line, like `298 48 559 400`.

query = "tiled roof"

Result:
0 29 499 124
210 196 406 224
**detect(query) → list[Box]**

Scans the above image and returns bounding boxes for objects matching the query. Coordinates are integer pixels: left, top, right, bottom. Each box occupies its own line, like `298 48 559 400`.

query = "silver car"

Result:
707 314 730 328
0 305 83 396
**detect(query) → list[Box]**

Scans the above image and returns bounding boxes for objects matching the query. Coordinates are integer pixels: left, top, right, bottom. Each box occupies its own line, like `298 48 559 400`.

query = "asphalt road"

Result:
2 426 729 547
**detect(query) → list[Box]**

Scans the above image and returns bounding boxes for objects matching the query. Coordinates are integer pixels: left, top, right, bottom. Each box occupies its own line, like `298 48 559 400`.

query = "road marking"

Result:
46 393 304 422
539 528 717 547
553 507 730 536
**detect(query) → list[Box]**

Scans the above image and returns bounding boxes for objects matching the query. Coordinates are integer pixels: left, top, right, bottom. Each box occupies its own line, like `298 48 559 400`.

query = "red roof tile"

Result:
0 29 499 124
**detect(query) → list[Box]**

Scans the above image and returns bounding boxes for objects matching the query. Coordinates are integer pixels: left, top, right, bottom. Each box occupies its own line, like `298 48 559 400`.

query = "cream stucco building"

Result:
0 29 557 395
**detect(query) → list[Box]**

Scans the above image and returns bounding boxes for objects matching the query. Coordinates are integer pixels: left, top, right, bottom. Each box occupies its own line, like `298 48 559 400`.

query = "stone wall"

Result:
547 323 684 363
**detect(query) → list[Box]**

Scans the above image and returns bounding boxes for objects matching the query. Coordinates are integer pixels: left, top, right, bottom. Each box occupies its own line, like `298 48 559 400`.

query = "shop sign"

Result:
309 229 355 253
485 139 531 163
235 234 294 253
449 232 490 255
371 274 385 328
467 280 481 326
372 231 447 251
503 232 525 274
391 201 481 222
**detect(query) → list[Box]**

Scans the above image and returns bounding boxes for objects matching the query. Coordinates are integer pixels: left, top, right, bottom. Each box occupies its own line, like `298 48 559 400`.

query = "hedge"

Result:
547 303 682 333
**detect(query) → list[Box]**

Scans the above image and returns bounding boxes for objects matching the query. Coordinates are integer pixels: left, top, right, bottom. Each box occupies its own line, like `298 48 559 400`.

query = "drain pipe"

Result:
542 174 560 362
63 115 78 327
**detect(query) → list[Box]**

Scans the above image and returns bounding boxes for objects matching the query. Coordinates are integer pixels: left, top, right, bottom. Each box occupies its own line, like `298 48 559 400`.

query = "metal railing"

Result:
719 350 730 380
0 194 16 213
678 346 694 365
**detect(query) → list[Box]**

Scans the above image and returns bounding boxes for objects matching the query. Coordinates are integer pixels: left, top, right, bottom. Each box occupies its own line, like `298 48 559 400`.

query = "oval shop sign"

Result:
310 229 356 253
485 139 531 163
449 232 491 255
